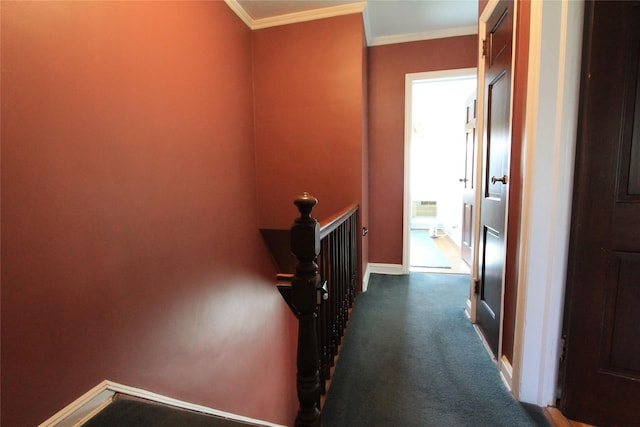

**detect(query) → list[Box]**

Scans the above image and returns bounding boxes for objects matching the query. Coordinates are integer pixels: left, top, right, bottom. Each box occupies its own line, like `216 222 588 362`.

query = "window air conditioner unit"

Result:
412 200 437 218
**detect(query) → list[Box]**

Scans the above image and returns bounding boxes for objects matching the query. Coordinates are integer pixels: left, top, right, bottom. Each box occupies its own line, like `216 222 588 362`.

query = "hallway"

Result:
321 273 549 427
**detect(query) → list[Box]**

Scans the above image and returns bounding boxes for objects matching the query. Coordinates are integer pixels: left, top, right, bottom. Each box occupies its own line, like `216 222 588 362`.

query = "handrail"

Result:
319 203 359 239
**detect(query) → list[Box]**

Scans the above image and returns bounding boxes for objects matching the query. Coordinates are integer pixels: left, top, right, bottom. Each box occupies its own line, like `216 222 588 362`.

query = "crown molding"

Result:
362 4 373 46
225 0 366 30
224 1 475 46
224 0 253 28
368 25 478 47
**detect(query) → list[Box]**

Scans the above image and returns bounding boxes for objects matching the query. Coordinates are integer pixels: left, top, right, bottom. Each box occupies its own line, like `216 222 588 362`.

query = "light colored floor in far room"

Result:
410 228 471 275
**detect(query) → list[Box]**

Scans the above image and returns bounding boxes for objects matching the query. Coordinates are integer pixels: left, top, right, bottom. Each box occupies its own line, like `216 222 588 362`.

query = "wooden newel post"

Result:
291 192 322 427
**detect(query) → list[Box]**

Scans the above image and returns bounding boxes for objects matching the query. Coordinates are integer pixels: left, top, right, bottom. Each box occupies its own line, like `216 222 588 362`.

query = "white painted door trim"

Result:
402 68 478 276
511 0 584 406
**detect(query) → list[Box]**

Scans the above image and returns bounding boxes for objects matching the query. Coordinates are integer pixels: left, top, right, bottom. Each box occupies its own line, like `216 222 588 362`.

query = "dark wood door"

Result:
461 93 477 267
476 0 513 358
561 2 640 426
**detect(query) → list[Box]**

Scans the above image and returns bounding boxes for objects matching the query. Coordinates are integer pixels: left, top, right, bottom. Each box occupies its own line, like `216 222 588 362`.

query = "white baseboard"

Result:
39 381 115 427
363 264 371 292
464 298 472 319
499 355 514 391
367 263 405 276
39 380 286 427
471 325 515 394
472 324 497 363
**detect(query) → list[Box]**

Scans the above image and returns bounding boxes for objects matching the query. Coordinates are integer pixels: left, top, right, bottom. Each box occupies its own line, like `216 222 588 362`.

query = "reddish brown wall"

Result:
480 0 490 16
502 0 530 365
361 32 370 283
1 2 297 425
367 36 477 264
253 14 366 228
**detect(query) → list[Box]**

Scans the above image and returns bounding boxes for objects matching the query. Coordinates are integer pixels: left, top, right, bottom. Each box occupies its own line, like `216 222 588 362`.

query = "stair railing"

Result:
277 193 358 427
316 201 358 397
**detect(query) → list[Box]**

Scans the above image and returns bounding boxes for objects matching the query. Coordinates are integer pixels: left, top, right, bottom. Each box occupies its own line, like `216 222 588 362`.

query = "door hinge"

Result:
482 39 487 57
556 336 567 400
474 279 480 294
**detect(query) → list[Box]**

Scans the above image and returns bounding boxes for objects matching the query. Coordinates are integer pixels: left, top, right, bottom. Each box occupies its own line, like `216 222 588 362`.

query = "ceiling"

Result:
226 0 479 46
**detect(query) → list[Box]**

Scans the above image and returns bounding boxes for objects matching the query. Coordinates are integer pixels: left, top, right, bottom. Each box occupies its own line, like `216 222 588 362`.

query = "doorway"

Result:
404 70 476 274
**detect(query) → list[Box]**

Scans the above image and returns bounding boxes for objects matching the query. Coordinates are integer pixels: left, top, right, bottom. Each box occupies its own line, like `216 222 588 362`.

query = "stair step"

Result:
83 396 262 427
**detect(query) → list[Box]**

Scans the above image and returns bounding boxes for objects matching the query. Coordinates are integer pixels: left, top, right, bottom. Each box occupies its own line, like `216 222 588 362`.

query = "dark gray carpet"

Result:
321 273 549 427
83 398 260 427
410 230 451 268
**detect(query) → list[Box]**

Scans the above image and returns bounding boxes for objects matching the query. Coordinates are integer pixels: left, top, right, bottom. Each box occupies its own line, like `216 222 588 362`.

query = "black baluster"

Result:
290 193 322 427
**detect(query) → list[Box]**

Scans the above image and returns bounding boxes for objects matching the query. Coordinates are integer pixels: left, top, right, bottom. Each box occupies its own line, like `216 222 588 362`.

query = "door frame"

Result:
509 0 584 405
402 68 478 274
471 0 584 405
